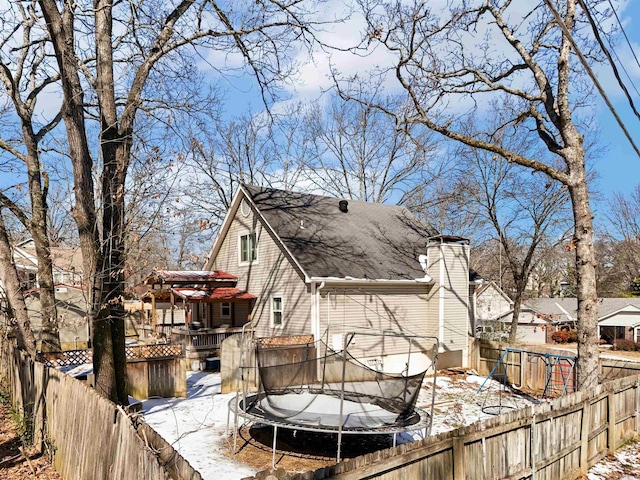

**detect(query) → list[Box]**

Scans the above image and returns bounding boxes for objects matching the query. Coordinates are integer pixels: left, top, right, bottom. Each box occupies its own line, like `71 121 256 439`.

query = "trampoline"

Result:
228 330 439 464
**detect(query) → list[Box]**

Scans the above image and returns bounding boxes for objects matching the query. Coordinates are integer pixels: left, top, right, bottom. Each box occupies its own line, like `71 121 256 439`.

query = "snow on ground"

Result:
142 372 258 480
587 441 640 479
417 373 537 436
142 370 539 479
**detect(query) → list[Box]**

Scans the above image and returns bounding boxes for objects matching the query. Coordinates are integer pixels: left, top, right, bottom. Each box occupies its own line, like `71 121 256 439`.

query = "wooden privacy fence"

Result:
473 341 578 394
0 339 202 480
473 341 640 392
249 374 640 480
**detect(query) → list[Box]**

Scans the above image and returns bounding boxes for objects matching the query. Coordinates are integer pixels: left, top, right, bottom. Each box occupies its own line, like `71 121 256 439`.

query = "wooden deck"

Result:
170 326 248 360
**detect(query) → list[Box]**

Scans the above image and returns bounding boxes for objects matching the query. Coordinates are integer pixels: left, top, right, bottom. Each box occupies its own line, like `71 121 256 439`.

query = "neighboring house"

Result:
476 286 640 344
0 240 87 351
12 239 83 289
25 284 90 350
595 300 640 344
204 184 482 370
475 282 551 343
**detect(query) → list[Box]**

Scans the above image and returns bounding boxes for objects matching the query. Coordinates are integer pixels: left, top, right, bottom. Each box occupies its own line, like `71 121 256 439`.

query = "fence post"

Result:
607 389 617 455
579 396 591 475
635 379 640 435
453 436 466 480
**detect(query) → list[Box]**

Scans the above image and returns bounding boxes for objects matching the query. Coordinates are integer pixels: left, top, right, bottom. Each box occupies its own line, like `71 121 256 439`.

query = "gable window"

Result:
220 302 231 319
271 296 283 328
239 232 258 263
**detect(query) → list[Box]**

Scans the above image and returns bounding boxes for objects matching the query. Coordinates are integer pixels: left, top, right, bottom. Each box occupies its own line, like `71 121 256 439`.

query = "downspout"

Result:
439 241 445 350
311 281 325 341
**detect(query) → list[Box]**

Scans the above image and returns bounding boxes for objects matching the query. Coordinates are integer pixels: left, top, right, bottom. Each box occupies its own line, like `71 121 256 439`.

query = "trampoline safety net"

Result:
247 337 432 431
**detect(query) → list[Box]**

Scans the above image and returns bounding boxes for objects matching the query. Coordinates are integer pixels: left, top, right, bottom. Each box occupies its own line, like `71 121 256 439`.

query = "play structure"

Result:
228 330 439 464
477 347 577 414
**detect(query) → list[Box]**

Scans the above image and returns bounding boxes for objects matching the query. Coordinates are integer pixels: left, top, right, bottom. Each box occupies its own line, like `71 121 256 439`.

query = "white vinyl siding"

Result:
439 243 470 352
317 285 435 365
211 194 311 337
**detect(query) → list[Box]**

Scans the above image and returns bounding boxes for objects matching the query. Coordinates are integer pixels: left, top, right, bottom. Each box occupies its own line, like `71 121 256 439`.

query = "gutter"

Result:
308 276 433 286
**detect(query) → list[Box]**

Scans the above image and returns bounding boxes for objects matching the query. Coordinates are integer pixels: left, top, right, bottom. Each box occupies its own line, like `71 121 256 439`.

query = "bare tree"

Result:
0 1 63 351
0 209 37 356
302 93 441 203
598 185 640 296
460 145 571 341
37 0 325 403
340 0 605 388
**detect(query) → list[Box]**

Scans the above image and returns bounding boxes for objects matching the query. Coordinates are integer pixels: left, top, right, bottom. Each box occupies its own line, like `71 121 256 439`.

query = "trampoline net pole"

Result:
272 425 278 469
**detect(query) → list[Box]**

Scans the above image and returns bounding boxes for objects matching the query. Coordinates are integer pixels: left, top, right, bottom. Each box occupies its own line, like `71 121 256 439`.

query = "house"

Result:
25 284 90 350
12 239 83 289
476 288 573 344
595 300 640 344
138 270 256 332
2 240 88 351
130 270 256 362
204 184 482 370
476 285 640 344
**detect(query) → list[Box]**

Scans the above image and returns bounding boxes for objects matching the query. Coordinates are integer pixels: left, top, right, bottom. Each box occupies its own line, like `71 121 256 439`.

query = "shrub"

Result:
567 330 578 343
612 339 640 351
551 331 569 343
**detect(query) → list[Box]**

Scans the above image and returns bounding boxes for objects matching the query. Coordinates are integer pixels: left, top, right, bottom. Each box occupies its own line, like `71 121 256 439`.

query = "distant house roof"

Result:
171 287 256 302
476 281 514 305
524 297 640 323
145 270 237 285
242 185 441 281
13 243 84 274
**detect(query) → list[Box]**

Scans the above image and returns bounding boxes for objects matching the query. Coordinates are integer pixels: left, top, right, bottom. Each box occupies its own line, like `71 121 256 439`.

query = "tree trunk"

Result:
508 287 524 344
22 126 60 352
39 0 127 402
569 173 599 390
0 211 36 357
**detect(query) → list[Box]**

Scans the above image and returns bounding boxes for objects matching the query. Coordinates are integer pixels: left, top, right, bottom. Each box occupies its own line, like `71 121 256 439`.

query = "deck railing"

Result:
170 326 247 351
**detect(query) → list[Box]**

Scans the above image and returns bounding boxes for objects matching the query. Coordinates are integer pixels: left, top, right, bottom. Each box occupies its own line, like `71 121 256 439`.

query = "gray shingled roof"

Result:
525 297 640 321
244 185 439 280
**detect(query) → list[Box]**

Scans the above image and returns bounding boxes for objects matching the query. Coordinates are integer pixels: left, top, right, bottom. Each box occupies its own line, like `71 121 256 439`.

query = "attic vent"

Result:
338 200 348 213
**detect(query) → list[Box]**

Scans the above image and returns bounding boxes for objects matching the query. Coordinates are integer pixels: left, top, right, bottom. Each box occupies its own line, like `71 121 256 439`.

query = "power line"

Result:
606 0 640 72
577 0 640 124
592 4 640 99
542 0 640 158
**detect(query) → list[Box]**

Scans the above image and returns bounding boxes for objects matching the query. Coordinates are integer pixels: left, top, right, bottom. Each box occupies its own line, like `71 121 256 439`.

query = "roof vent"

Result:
338 200 348 213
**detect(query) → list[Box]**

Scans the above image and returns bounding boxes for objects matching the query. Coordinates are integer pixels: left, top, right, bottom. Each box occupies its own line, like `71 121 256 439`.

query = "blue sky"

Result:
590 1 640 202
214 1 640 212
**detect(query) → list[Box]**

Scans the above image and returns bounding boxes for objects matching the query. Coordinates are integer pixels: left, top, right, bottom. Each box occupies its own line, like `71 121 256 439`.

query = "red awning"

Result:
171 287 256 302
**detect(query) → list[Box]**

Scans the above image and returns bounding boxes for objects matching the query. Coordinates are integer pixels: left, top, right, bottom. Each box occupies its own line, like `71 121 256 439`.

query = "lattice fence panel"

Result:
38 343 183 367
125 343 183 360
38 349 92 367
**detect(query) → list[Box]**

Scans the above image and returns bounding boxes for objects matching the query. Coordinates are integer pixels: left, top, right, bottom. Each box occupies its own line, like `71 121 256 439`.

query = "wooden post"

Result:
151 292 157 330
453 436 466 480
580 397 591 474
635 379 640 435
530 414 537 480
170 291 175 329
607 390 617 455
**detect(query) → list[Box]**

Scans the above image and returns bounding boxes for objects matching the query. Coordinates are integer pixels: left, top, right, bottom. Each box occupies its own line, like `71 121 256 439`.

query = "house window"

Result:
271 296 283 328
239 232 258 263
220 302 231 319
